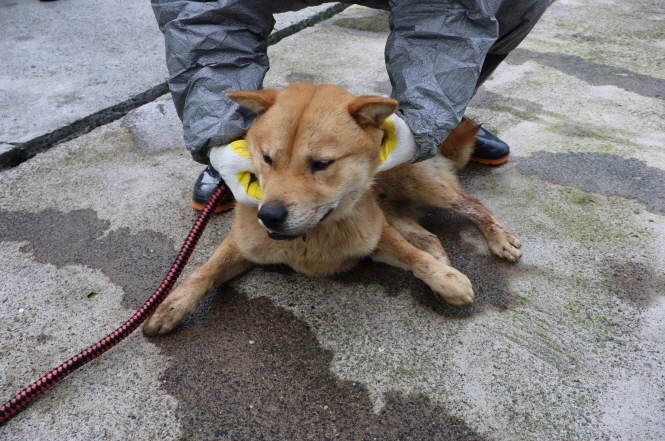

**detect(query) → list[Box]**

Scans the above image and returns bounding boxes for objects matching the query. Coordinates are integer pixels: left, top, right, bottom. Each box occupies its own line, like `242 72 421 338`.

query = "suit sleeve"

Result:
386 0 501 162
152 0 274 164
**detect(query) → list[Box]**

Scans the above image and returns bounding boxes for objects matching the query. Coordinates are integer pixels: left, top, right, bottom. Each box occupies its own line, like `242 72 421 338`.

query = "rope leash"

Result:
0 184 232 425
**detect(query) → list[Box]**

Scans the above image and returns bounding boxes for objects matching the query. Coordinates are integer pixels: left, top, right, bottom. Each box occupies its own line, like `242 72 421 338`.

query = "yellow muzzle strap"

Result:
379 117 398 165
230 140 263 200
376 114 417 172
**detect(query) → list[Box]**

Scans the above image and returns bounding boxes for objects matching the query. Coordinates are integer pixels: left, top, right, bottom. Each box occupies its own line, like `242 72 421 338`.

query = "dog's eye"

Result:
311 160 334 172
263 154 273 166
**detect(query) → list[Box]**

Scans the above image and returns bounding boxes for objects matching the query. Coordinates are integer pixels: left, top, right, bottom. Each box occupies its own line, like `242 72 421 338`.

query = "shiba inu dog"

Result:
143 83 522 336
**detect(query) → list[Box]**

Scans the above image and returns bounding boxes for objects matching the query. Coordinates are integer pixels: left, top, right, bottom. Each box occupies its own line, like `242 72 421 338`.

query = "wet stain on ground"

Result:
0 209 177 310
0 208 486 439
603 259 665 308
151 290 486 440
507 49 665 100
518 152 665 215
470 88 545 121
422 208 518 313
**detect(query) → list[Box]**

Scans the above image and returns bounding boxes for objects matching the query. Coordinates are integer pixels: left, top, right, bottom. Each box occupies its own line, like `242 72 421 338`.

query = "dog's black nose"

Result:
258 203 288 230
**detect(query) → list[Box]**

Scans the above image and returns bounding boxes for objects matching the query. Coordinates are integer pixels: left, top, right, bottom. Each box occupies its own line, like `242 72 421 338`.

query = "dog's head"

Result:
227 83 397 240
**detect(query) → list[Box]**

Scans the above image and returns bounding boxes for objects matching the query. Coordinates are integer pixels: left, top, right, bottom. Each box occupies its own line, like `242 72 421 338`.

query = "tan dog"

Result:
143 83 522 336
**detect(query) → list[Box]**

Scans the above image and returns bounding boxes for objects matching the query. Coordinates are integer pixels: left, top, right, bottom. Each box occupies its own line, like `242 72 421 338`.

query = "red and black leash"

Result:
0 184 232 425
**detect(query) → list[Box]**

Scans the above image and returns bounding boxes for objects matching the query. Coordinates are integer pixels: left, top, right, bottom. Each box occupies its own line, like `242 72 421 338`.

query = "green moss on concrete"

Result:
505 177 649 248
395 367 415 376
334 11 390 34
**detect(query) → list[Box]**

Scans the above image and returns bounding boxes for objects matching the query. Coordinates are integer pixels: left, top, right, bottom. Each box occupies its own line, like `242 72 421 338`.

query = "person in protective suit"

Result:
151 0 550 211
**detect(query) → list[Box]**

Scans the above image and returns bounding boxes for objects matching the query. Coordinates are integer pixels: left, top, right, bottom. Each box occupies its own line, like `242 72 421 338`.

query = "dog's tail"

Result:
438 118 481 170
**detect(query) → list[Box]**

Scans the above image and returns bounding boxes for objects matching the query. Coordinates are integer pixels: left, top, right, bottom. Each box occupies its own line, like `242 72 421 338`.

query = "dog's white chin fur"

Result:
257 200 339 238
257 183 370 238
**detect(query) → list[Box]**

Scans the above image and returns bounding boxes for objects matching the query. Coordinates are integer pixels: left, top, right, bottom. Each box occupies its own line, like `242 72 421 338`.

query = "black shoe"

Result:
192 165 235 212
467 120 510 165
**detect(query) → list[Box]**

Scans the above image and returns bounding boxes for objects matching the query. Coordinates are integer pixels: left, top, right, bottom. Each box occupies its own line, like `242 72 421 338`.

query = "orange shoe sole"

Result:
469 155 510 166
191 201 236 213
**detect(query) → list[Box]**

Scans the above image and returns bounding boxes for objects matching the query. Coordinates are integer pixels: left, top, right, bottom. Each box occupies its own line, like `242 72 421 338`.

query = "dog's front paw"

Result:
488 231 522 262
431 269 474 308
143 306 186 337
143 293 198 337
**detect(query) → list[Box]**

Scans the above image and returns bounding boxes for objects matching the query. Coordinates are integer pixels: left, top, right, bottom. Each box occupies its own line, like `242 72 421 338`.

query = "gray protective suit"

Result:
152 0 549 164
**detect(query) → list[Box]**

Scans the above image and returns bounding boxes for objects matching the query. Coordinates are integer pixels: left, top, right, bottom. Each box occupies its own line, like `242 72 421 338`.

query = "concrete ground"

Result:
1 1 664 440
0 0 344 166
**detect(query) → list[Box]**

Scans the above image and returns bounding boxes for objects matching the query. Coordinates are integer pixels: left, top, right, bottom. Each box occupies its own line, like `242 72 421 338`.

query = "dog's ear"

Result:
226 89 278 115
348 96 398 129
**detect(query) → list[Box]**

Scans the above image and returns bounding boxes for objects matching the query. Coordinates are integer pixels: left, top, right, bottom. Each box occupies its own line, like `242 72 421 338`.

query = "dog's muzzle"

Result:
257 203 296 240
258 203 334 241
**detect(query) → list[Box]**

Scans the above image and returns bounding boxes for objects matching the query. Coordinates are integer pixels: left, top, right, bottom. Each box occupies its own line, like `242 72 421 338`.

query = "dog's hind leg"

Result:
381 201 452 266
444 189 522 262
378 159 522 262
372 222 474 308
398 162 523 262
143 234 253 336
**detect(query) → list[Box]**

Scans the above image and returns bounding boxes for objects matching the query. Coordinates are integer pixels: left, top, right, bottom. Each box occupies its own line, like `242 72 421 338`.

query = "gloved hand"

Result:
209 140 262 207
208 113 417 207
378 113 418 172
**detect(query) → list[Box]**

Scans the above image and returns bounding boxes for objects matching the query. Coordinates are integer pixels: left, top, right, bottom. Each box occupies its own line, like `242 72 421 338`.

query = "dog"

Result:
143 83 522 336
